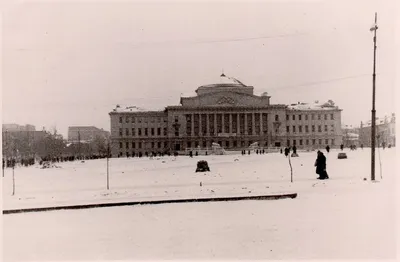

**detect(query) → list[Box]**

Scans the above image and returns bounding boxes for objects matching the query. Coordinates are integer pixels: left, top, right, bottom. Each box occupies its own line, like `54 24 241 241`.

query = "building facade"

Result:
109 76 343 157
68 126 110 143
359 114 396 147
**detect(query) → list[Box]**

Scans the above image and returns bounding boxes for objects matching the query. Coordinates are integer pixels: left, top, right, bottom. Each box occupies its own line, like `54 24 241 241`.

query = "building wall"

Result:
284 109 342 148
110 106 342 157
109 84 342 156
68 126 110 142
110 112 169 157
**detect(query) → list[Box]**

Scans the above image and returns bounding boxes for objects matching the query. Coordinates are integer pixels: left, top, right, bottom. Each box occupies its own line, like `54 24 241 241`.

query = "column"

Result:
229 114 233 134
191 113 194 137
244 114 248 135
237 113 240 135
206 113 210 136
259 113 263 135
252 113 256 135
199 113 202 136
221 113 225 134
214 113 217 136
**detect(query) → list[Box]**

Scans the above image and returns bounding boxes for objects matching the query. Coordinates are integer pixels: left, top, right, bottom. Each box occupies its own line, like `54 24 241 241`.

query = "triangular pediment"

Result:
180 91 270 107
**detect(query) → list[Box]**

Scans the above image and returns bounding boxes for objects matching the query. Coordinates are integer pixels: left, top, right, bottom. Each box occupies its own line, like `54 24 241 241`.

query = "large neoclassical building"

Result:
109 75 343 157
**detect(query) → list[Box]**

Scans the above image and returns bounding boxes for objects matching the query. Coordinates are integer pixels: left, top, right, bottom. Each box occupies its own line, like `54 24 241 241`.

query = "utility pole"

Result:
370 12 378 181
106 142 110 190
78 131 81 160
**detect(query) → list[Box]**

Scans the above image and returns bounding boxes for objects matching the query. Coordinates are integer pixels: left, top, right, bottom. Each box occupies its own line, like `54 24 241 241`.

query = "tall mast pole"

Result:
370 12 378 181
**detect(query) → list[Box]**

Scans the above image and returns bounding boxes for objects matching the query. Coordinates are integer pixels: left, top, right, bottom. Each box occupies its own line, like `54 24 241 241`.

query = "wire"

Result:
269 73 373 91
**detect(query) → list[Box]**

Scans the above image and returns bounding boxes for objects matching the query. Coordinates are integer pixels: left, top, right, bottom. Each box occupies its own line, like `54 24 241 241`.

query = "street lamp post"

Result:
370 12 378 181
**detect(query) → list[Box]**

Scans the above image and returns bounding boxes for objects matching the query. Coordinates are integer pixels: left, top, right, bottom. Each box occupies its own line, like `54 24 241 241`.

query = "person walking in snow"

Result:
315 150 329 180
325 145 330 153
284 147 290 157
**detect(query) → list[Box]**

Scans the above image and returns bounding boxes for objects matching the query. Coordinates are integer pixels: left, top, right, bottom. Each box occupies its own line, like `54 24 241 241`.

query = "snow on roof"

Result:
112 105 164 113
346 133 359 138
287 101 338 110
362 115 395 127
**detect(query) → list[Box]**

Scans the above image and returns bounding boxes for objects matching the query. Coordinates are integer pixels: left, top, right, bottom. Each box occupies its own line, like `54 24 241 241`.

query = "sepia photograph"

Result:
1 0 398 261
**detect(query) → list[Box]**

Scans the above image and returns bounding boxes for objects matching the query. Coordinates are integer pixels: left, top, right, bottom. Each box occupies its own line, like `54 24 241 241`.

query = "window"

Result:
286 115 289 121
158 142 161 148
126 116 130 123
132 117 135 123
331 125 334 132
312 139 316 145
305 125 309 133
175 131 179 137
287 140 290 146
325 139 329 145
312 114 315 120
151 142 154 148
138 128 142 136
319 139 322 145
138 118 142 123
305 115 308 120
318 114 321 120
119 117 123 123
132 142 135 148
331 139 335 145
157 128 161 136
324 125 328 132
164 128 167 136
119 128 123 136
145 128 148 136
292 115 295 121
175 116 179 122
132 128 135 136
126 128 129 136
318 125 322 132
306 139 309 145
151 128 155 136
275 115 279 121
312 125 315 132
299 139 303 146
299 115 302 120
293 126 296 133
293 139 297 145
330 114 334 120
139 142 142 149
299 126 302 133
164 141 168 148
119 142 123 149
324 114 327 120
286 126 290 133
126 142 129 149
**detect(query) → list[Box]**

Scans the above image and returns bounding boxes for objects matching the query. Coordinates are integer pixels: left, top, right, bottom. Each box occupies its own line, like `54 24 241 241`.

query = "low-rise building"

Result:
68 126 110 143
359 114 396 147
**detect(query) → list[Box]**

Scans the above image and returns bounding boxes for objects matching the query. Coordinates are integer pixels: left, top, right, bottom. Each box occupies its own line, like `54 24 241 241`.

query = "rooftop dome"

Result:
201 74 247 88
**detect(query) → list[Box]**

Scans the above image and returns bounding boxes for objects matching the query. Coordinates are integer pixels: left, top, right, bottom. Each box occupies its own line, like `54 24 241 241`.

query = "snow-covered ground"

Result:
2 148 398 260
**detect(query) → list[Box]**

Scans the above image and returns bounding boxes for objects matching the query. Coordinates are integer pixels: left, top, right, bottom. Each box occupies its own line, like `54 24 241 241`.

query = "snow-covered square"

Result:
2 148 397 260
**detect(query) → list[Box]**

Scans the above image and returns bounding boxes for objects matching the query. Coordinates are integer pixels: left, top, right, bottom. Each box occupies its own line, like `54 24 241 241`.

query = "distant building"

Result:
68 126 110 143
342 124 360 147
2 124 46 158
109 75 343 157
2 124 36 132
359 114 396 147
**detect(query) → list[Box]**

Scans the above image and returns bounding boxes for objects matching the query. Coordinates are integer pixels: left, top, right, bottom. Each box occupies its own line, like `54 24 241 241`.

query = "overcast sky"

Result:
2 0 397 137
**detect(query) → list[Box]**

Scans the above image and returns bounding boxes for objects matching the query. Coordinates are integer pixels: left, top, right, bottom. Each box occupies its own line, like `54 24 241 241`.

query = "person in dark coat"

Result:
315 151 329 180
284 147 290 157
340 144 344 151
326 145 330 153
292 145 297 154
